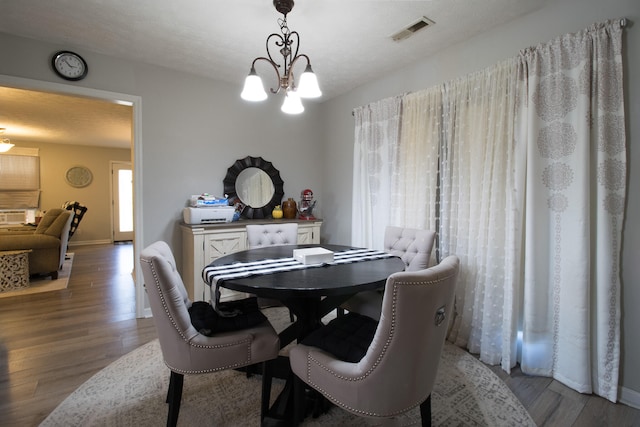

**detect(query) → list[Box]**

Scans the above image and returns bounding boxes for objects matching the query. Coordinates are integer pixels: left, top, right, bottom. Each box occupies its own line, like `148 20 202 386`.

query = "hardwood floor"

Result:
487 365 640 426
0 243 156 427
1 243 638 426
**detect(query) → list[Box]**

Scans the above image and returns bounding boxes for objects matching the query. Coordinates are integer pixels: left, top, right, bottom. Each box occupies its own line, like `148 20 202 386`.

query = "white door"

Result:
112 161 133 242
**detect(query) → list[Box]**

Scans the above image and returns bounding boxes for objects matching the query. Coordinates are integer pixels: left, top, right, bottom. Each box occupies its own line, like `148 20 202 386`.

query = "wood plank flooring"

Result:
1 243 638 426
0 243 156 427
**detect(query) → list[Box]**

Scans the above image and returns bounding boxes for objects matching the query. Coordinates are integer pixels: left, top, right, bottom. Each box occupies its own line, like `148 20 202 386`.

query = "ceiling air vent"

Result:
391 16 435 42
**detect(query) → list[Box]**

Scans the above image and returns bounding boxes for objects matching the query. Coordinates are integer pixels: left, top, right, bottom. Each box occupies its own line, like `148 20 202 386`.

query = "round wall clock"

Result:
65 166 93 188
51 50 88 81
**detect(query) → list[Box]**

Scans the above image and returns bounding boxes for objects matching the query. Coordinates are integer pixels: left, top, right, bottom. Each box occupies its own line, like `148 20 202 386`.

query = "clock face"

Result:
52 51 88 81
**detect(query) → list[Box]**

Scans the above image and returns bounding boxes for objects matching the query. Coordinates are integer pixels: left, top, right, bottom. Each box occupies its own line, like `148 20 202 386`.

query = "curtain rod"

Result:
351 17 627 117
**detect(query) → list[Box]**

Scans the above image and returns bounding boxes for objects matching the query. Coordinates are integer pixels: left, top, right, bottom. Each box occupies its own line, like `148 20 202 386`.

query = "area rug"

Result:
0 253 73 299
40 307 535 427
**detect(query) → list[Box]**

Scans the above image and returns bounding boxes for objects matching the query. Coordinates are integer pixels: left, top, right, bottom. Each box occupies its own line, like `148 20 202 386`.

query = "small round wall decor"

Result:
65 166 93 188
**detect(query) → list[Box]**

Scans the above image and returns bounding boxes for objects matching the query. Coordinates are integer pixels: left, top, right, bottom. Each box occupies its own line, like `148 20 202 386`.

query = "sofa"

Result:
0 208 74 279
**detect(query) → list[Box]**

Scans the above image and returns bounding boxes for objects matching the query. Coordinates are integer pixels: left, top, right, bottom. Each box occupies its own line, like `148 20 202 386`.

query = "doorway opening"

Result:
0 74 145 317
112 161 133 242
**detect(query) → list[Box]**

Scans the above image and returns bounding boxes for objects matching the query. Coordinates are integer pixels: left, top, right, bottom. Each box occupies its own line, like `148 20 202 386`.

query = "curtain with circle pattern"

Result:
516 20 625 401
351 19 625 402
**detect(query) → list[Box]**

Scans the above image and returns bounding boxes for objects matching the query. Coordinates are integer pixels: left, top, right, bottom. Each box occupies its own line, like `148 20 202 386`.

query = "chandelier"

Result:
0 128 14 153
240 0 321 114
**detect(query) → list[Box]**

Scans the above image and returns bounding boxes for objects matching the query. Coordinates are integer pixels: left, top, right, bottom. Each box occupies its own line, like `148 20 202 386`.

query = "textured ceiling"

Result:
0 0 548 149
0 87 132 149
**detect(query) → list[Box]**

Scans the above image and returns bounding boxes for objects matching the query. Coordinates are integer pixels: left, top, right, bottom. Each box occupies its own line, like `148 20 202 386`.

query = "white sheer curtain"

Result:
389 88 440 233
351 19 625 402
438 60 523 368
352 96 403 249
517 19 625 401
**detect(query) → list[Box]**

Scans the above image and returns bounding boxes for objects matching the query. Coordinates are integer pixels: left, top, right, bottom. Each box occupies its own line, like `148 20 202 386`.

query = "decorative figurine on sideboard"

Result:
298 189 316 220
272 205 283 219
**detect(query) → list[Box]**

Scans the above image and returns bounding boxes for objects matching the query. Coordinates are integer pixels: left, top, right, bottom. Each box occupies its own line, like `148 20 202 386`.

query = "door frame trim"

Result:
0 74 146 318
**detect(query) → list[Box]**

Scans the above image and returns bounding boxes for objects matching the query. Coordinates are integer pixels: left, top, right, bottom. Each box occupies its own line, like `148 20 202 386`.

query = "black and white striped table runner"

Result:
202 248 395 309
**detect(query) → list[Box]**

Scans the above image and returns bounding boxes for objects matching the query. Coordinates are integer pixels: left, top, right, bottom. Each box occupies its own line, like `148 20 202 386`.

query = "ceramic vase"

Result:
272 205 283 219
283 198 297 219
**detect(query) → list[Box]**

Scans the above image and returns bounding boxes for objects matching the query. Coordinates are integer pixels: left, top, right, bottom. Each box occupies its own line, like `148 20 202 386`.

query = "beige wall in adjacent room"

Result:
21 140 132 245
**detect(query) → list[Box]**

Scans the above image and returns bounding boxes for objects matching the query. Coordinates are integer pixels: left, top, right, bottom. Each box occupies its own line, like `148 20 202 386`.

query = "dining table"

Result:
203 244 405 347
202 243 405 425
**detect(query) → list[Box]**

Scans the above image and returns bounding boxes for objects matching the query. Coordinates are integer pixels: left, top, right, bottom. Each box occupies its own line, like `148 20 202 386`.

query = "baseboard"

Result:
68 239 113 247
619 386 640 409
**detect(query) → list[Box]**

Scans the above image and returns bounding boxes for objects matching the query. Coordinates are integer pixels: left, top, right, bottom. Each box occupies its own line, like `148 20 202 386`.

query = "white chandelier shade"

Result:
297 64 322 99
240 0 321 115
240 68 268 102
280 89 304 115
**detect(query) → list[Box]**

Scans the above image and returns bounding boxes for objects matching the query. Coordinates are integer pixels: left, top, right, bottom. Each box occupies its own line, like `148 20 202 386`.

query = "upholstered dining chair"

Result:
246 222 299 248
340 225 436 319
140 241 280 427
289 255 459 427
246 223 298 321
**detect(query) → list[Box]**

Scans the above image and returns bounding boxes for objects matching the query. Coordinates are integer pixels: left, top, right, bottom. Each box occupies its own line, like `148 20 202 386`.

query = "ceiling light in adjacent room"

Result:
0 128 14 153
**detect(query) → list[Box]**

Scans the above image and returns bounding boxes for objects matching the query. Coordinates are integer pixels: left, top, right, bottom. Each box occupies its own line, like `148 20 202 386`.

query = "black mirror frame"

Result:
223 156 284 219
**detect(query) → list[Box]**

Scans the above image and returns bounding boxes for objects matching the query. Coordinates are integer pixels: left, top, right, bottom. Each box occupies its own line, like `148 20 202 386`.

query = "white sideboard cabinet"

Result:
180 219 322 301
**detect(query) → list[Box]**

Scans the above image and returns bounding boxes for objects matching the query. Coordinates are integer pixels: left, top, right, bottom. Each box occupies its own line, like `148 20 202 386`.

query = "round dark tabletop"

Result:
208 244 405 299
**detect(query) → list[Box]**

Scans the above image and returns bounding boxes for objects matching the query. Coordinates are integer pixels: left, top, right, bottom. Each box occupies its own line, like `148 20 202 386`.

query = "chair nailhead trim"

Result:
304 271 458 417
141 257 255 371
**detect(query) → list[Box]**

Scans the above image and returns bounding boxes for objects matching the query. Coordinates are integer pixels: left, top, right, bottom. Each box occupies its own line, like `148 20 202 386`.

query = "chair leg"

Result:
419 394 432 427
336 307 345 317
289 309 295 322
261 361 273 423
292 373 305 426
167 371 184 427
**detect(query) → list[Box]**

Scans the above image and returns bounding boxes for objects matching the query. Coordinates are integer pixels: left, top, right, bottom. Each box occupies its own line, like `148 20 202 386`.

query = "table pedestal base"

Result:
260 296 353 426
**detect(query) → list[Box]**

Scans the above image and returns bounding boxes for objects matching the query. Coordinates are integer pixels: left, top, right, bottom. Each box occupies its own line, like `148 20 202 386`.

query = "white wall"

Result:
1 0 638 402
0 32 325 256
319 0 640 403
